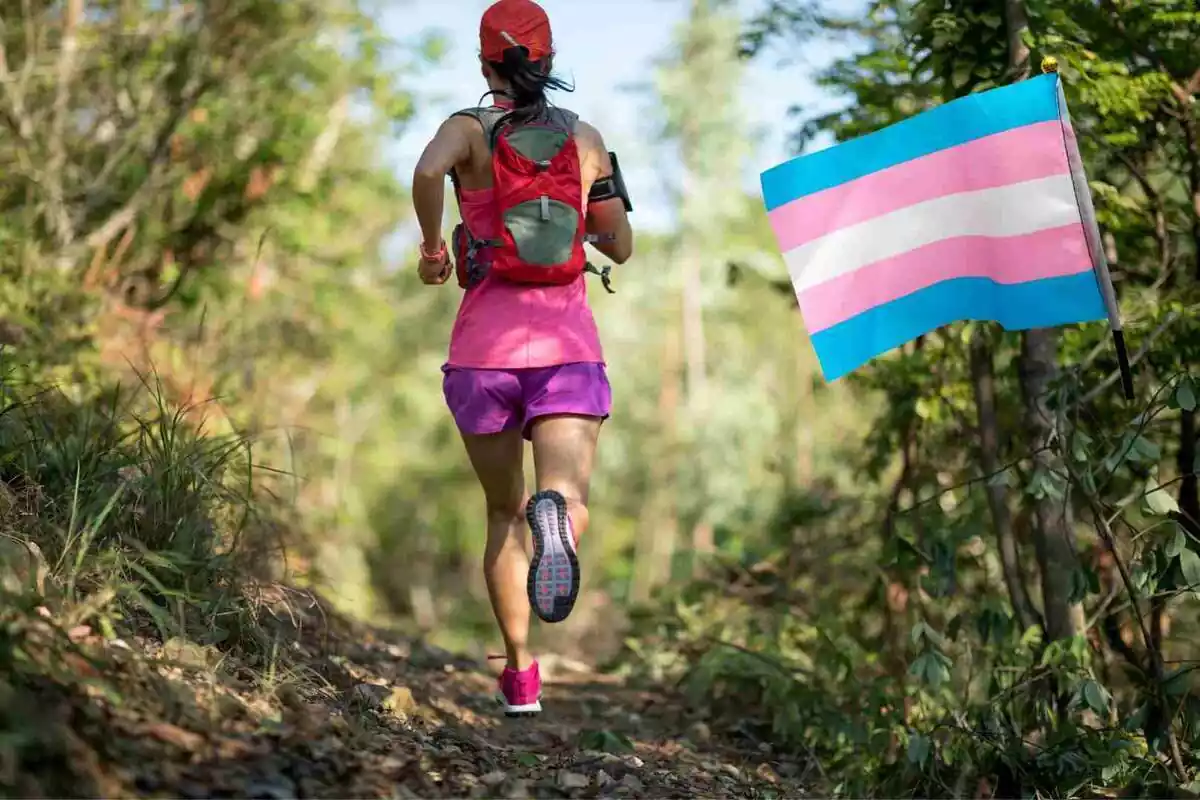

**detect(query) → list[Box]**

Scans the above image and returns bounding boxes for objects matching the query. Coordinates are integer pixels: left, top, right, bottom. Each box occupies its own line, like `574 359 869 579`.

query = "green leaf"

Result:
925 654 950 688
907 733 931 766
515 752 541 767
987 468 1013 488
908 652 930 681
1177 378 1197 412
1166 525 1187 559
1180 549 1200 590
578 729 634 754
1129 435 1161 464
1069 567 1097 604
1177 780 1200 799
1145 488 1179 516
1081 680 1109 714
1162 665 1195 697
1071 431 1094 462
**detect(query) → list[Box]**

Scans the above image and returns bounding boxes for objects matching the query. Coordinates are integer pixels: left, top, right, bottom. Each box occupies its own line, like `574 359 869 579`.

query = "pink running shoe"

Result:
526 489 580 624
495 661 542 717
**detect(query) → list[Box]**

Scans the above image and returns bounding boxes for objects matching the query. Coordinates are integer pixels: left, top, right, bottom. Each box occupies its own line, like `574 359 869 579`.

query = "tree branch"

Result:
81 73 215 252
46 0 84 248
1076 311 1179 406
0 20 34 139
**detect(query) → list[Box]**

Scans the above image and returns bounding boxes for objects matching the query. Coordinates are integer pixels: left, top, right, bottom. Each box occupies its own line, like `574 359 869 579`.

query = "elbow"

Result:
612 232 633 264
412 165 445 186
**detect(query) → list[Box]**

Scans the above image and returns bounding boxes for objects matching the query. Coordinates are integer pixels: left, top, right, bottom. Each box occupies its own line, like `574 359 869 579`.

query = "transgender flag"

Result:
761 72 1120 382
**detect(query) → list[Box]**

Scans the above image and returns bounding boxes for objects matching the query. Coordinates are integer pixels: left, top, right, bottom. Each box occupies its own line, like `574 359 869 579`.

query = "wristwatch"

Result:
419 239 447 262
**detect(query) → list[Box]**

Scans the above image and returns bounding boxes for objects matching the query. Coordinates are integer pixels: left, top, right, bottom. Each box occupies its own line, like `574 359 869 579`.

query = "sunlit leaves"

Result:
1144 486 1179 516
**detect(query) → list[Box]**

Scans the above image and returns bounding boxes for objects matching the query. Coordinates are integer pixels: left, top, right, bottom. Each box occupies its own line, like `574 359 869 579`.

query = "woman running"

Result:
410 0 633 717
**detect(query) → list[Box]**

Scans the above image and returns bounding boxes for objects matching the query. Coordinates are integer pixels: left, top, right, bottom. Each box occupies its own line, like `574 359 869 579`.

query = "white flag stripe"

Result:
783 174 1082 292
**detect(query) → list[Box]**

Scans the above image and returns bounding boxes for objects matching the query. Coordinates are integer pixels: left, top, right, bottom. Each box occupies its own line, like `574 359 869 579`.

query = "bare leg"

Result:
529 414 603 538
460 428 532 670
524 414 602 622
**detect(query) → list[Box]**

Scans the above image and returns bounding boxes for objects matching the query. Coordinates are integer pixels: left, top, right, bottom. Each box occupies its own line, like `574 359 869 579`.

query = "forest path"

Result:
4 590 809 798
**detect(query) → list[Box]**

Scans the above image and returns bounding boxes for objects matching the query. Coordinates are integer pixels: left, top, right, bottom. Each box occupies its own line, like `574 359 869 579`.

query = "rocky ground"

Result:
1 587 810 798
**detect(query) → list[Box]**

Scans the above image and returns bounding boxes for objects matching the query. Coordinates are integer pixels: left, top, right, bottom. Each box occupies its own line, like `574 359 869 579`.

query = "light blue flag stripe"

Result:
810 271 1106 381
761 73 1062 212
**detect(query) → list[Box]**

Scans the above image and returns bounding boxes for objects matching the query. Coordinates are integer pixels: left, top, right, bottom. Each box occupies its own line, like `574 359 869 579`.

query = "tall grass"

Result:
0 361 287 656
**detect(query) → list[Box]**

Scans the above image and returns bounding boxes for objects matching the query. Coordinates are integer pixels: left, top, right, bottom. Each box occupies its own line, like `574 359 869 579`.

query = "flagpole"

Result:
1041 56 1135 400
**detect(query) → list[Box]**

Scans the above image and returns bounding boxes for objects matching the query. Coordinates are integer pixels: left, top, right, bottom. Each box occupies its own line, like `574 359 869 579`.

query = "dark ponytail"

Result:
484 45 574 129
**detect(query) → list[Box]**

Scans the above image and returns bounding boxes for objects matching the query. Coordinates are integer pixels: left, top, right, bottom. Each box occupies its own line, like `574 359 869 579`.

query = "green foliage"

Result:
578 728 636 754
616 0 1200 795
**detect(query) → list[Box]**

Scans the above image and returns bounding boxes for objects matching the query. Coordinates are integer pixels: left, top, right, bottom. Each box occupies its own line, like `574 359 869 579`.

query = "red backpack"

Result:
448 106 612 292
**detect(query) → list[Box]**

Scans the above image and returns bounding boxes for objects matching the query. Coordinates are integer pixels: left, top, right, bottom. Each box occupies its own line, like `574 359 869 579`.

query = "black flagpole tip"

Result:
1112 330 1135 401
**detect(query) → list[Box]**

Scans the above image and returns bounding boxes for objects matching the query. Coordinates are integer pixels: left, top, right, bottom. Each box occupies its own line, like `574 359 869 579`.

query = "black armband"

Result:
588 151 633 212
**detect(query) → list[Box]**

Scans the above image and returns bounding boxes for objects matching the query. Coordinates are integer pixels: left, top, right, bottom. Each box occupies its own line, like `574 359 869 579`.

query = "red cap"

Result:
480 0 552 62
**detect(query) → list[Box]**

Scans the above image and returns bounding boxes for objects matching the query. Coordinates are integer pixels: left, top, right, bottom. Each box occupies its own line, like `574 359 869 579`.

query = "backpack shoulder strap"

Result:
447 107 508 201
544 107 579 135
450 106 509 152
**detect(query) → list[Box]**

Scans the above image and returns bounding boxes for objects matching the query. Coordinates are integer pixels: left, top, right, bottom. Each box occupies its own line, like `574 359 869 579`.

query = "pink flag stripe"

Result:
796 224 1091 334
769 121 1070 254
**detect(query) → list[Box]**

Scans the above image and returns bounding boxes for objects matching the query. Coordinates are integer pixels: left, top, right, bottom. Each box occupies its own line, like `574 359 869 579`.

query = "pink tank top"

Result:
445 186 605 369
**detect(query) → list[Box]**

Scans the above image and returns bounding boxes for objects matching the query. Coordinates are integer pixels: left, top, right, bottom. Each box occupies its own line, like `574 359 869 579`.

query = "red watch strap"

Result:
419 239 446 260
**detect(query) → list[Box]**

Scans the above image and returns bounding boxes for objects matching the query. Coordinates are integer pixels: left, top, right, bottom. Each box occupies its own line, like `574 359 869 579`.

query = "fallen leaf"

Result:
145 722 204 752
162 637 217 670
379 757 408 775
756 763 780 784
384 686 417 715
480 771 507 787
619 773 645 792
557 770 590 790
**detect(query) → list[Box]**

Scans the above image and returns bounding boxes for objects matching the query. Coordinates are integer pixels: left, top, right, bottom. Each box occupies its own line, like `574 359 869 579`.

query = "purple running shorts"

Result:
442 362 612 440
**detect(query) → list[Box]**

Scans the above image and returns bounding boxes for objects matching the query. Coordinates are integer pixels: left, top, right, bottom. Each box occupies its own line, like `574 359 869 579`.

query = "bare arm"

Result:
579 122 633 265
412 116 473 254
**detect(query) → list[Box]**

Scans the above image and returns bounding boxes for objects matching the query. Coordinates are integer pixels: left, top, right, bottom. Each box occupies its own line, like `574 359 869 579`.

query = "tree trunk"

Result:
1179 112 1200 532
1183 408 1199 535
1019 332 1084 639
1007 0 1084 642
970 333 1040 632
629 318 682 604
681 238 713 573
1004 0 1032 82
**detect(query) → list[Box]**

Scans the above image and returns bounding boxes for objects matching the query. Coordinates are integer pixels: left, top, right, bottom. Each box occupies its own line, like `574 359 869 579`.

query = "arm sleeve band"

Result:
587 151 632 212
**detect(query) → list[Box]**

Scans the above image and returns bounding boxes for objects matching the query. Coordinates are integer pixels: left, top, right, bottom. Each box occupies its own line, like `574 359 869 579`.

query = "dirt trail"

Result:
3 590 808 798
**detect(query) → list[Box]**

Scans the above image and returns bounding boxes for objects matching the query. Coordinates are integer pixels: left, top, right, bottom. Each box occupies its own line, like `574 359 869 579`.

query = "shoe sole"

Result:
496 695 542 718
526 489 579 624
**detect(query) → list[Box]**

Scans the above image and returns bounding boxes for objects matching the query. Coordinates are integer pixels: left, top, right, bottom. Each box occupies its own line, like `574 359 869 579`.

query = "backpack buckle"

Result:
454 224 497 289
584 262 615 294
464 237 502 288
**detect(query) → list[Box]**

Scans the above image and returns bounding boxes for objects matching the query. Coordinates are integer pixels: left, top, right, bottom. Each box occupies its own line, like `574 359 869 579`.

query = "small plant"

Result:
579 728 636 754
